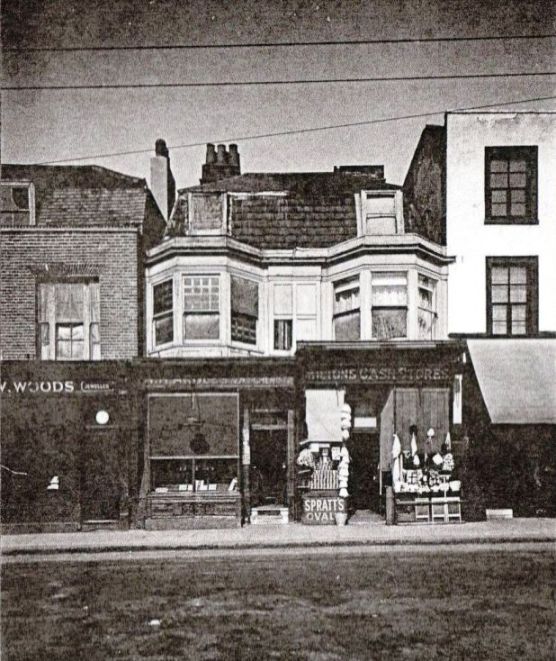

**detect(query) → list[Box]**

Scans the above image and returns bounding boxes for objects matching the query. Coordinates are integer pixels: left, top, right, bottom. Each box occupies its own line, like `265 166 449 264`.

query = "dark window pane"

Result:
231 312 257 344
510 203 526 216
274 319 292 350
154 315 173 345
491 203 507 217
153 280 173 315
184 313 219 340
418 308 435 339
372 308 407 339
12 187 29 210
334 311 360 341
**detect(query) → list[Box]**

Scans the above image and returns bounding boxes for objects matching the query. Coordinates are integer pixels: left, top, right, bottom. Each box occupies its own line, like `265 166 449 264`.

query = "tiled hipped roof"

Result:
1 164 150 228
172 170 400 249
230 195 358 249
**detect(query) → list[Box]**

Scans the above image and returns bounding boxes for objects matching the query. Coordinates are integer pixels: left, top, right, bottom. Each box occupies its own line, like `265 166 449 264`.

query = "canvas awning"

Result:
305 389 345 442
468 340 556 424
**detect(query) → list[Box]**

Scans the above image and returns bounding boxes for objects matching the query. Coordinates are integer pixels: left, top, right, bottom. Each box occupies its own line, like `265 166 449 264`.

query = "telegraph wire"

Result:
4 33 555 52
34 94 556 166
3 71 555 91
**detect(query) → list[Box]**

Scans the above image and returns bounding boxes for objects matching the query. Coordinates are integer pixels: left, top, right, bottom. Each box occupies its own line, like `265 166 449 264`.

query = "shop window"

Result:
231 276 259 345
371 272 407 339
486 257 538 336
153 279 174 346
485 147 537 224
183 275 220 340
333 278 360 341
38 281 100 360
149 394 239 494
417 275 437 340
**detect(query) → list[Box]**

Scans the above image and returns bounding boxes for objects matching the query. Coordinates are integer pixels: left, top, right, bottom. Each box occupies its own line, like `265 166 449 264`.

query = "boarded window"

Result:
189 193 223 232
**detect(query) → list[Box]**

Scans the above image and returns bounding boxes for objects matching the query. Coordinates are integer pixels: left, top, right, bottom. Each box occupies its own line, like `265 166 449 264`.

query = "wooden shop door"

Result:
80 430 122 522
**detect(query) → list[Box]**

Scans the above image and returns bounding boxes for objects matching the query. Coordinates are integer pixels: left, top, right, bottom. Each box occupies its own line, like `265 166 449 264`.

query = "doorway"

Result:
347 431 381 512
250 429 288 507
80 430 123 522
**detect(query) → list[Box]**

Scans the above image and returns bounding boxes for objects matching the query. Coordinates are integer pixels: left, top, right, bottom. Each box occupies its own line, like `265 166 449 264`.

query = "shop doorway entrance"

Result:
250 429 288 507
347 431 381 512
80 430 122 523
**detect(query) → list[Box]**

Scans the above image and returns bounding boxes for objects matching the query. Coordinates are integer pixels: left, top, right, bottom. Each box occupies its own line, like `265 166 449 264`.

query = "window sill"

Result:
484 217 539 226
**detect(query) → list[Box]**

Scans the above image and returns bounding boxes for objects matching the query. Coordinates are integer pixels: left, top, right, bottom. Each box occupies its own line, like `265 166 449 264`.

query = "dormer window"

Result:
188 192 225 234
0 182 36 226
358 190 403 236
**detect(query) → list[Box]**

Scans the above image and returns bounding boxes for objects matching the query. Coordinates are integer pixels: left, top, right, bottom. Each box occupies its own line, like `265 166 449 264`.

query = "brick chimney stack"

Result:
200 143 241 184
150 138 176 221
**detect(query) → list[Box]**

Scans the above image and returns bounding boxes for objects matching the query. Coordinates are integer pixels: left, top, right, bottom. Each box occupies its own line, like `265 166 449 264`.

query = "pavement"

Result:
1 518 555 556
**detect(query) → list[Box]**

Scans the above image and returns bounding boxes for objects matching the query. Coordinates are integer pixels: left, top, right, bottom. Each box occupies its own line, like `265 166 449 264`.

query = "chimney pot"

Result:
155 138 169 158
228 144 240 167
206 143 216 164
216 144 228 164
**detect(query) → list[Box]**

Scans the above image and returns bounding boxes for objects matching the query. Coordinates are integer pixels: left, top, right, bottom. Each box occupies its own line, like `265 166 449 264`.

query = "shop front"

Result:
135 359 296 529
0 361 138 533
296 343 466 524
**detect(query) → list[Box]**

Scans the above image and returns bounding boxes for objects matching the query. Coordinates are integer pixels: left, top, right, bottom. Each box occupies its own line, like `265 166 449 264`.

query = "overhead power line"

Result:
34 94 556 166
4 33 556 52
3 71 554 92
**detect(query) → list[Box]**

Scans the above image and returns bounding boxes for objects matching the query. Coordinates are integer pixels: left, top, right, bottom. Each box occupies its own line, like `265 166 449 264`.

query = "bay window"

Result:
371 272 407 339
183 276 220 340
333 278 360 341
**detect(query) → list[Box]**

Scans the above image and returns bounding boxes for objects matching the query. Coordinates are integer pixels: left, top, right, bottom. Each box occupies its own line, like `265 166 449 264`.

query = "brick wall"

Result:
0 229 141 359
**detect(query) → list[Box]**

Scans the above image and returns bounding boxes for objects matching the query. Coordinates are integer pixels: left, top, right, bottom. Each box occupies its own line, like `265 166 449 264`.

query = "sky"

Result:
1 0 555 189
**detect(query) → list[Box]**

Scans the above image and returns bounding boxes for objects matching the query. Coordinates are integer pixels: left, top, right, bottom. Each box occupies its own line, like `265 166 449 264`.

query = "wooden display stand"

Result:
144 489 241 529
394 494 462 524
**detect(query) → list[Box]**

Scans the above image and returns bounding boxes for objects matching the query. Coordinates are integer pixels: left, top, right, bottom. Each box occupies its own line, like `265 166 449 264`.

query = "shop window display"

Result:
391 426 461 523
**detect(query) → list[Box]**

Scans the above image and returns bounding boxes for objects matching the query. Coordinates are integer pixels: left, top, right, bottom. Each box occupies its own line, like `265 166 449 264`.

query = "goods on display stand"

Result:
391 428 462 524
298 403 352 524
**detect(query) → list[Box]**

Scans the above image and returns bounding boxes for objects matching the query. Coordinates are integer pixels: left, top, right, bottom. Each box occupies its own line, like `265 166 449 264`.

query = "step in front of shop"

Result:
250 506 289 525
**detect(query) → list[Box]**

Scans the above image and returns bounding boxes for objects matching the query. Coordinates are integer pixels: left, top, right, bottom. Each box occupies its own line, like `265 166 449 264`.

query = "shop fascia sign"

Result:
0 379 115 395
144 376 294 390
305 365 451 384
